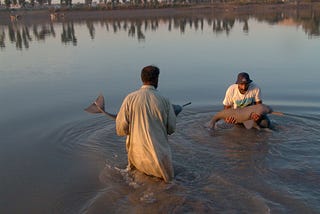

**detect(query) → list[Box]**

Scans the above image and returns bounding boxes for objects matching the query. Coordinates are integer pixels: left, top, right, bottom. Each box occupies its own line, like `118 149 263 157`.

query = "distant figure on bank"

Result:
116 65 176 182
222 72 270 128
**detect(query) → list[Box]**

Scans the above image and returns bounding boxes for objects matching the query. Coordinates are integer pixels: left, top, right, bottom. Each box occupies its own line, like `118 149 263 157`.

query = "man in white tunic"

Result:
223 72 270 128
116 65 176 182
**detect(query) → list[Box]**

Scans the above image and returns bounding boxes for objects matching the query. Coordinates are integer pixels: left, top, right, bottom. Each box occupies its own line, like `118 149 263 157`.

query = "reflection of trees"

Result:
251 9 319 37
136 22 145 41
211 18 235 35
175 19 186 33
256 12 284 24
243 20 249 33
168 19 172 32
21 26 32 49
8 25 16 42
86 21 95 39
61 22 77 45
1 9 320 51
127 20 145 41
2 23 57 50
302 17 320 38
103 19 146 41
0 29 6 49
128 22 135 38
0 29 5 49
33 24 56 40
297 10 320 38
7 24 32 49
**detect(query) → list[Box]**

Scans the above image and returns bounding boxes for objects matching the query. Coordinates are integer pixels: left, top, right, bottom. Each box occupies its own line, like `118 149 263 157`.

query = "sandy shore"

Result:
1 2 320 24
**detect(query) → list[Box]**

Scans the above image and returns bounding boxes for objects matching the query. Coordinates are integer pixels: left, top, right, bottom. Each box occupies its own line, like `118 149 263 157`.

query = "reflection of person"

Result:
116 65 176 182
223 72 270 128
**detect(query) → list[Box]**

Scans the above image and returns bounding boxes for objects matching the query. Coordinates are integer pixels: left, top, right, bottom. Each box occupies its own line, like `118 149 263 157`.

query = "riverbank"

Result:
1 2 320 24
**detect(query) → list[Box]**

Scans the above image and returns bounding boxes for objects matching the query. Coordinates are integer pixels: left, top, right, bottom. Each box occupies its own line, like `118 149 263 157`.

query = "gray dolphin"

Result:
209 104 283 129
85 94 191 119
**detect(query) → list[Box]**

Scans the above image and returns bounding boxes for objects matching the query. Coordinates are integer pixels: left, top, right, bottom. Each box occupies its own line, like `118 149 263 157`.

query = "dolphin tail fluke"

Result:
84 94 105 114
84 94 117 120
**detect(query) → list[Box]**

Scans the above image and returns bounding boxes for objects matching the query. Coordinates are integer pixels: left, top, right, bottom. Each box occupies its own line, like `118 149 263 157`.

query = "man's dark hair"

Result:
141 65 160 83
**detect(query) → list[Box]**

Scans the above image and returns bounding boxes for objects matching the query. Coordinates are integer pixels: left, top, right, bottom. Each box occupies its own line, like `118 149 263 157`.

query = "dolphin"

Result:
85 94 191 119
208 104 283 129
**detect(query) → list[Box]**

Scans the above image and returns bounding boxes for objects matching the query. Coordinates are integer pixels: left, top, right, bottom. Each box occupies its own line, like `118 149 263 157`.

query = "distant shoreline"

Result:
1 2 320 24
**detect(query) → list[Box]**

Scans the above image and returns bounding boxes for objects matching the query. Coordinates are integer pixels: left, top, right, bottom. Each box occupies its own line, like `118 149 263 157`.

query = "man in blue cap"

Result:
223 72 270 128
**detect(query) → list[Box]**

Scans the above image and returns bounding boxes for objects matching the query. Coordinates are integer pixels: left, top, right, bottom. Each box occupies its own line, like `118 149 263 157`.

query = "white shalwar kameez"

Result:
116 85 176 182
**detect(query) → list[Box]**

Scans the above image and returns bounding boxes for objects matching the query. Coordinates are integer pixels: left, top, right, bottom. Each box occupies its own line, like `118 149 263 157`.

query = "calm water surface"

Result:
0 9 320 213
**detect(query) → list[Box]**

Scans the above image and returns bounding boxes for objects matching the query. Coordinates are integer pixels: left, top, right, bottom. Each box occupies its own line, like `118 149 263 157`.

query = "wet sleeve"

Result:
116 97 130 136
167 101 176 135
255 87 262 103
222 86 233 106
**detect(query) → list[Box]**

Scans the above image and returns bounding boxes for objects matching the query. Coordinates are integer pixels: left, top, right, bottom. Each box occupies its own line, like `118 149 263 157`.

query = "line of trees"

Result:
2 0 72 8
1 0 317 9
2 10 319 50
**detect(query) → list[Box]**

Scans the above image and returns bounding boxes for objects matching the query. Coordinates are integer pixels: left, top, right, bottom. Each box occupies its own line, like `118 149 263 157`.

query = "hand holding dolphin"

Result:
208 104 283 130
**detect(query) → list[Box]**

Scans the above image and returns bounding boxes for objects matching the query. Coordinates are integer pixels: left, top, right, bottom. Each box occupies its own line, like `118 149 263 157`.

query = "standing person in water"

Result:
223 72 270 128
116 65 176 182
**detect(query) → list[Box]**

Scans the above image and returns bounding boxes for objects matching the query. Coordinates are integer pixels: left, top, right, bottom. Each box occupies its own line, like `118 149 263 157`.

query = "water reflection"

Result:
0 9 319 50
61 22 77 45
7 24 32 50
255 9 320 38
33 24 56 41
0 29 5 48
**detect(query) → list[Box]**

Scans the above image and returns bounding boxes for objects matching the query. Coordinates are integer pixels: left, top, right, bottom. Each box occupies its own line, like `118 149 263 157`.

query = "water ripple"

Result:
47 107 320 213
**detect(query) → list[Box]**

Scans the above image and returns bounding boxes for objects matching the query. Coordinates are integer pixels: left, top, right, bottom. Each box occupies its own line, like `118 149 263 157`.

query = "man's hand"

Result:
225 116 237 124
251 113 261 122
224 105 237 124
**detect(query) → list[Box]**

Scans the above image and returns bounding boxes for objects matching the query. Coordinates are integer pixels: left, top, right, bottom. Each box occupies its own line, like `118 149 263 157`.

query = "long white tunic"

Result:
116 85 176 182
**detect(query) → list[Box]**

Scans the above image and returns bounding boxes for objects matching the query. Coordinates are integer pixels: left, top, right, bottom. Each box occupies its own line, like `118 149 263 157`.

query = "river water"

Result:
0 8 320 213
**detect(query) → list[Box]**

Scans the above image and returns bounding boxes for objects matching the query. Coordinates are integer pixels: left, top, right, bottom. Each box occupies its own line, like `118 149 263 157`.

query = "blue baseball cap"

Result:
236 72 252 84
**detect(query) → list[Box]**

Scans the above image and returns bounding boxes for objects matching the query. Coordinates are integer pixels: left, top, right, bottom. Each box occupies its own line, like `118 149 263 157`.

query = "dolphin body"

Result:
208 104 281 130
85 94 191 119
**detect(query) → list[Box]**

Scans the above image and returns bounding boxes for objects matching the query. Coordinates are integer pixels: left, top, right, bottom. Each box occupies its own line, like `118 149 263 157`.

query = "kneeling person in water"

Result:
222 72 270 128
